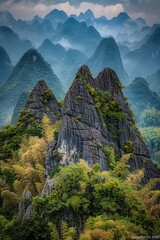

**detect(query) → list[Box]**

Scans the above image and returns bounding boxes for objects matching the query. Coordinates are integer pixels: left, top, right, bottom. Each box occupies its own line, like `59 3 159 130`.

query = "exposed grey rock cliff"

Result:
47 65 160 183
25 80 61 124
18 190 32 221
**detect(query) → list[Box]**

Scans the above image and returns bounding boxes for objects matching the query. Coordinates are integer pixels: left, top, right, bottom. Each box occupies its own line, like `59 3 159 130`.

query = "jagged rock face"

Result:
25 80 61 124
57 66 110 169
95 69 160 181
48 65 160 183
40 178 55 198
18 190 32 221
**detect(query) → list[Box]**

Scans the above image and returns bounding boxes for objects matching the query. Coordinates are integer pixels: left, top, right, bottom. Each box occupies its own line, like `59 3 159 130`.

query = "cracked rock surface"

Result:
46 65 160 183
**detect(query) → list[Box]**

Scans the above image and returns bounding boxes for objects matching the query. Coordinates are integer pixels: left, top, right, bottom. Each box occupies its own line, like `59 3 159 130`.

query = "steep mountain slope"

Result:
1 67 160 238
0 10 16 26
0 80 61 160
0 49 65 127
108 12 138 33
45 9 68 29
78 9 95 22
124 78 160 119
124 27 160 78
77 9 95 26
147 69 160 96
38 39 66 66
11 80 61 126
0 26 33 65
135 17 147 29
18 19 55 46
24 80 61 124
46 65 160 183
59 49 88 88
52 17 102 56
11 92 29 125
0 10 55 47
38 40 88 89
0 46 13 85
93 12 138 39
88 38 129 85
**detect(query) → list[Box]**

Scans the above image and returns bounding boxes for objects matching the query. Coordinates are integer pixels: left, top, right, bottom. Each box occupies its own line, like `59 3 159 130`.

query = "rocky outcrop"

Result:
18 190 32 221
40 178 55 197
57 66 110 170
95 68 160 182
18 179 55 221
24 80 61 124
47 65 160 183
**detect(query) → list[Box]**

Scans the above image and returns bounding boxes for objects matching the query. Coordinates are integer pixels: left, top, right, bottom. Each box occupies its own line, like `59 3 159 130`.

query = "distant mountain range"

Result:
51 17 101 56
88 37 129 85
124 77 160 121
38 39 66 66
0 8 160 128
0 9 150 47
44 9 68 29
38 39 87 89
0 26 33 65
147 69 160 96
0 46 13 85
124 27 160 79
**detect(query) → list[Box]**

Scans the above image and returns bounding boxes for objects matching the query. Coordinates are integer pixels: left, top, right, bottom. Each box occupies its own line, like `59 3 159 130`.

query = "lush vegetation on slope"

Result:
0 158 160 239
0 108 160 239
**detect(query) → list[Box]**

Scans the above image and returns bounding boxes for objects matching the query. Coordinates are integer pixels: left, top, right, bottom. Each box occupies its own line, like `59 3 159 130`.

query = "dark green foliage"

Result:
102 146 116 169
2 215 51 240
140 127 160 164
87 84 125 123
41 88 56 104
0 160 159 239
86 84 125 137
123 141 134 153
20 162 160 237
0 110 42 160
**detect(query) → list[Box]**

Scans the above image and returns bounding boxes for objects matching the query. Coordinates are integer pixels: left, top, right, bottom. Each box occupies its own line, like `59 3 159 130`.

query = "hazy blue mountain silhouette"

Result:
88 37 129 85
0 46 13 85
0 26 33 65
0 48 65 126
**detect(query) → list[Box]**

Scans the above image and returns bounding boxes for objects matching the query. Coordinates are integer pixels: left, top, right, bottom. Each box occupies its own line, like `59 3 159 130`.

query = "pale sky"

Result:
0 0 160 25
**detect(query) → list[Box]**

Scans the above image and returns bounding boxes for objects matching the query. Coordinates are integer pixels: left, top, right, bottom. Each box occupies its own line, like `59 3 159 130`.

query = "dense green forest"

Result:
136 107 160 164
0 112 160 239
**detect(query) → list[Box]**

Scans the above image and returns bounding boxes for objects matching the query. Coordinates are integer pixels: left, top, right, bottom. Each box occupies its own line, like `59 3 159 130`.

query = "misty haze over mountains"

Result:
0 8 160 128
1 3 160 238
